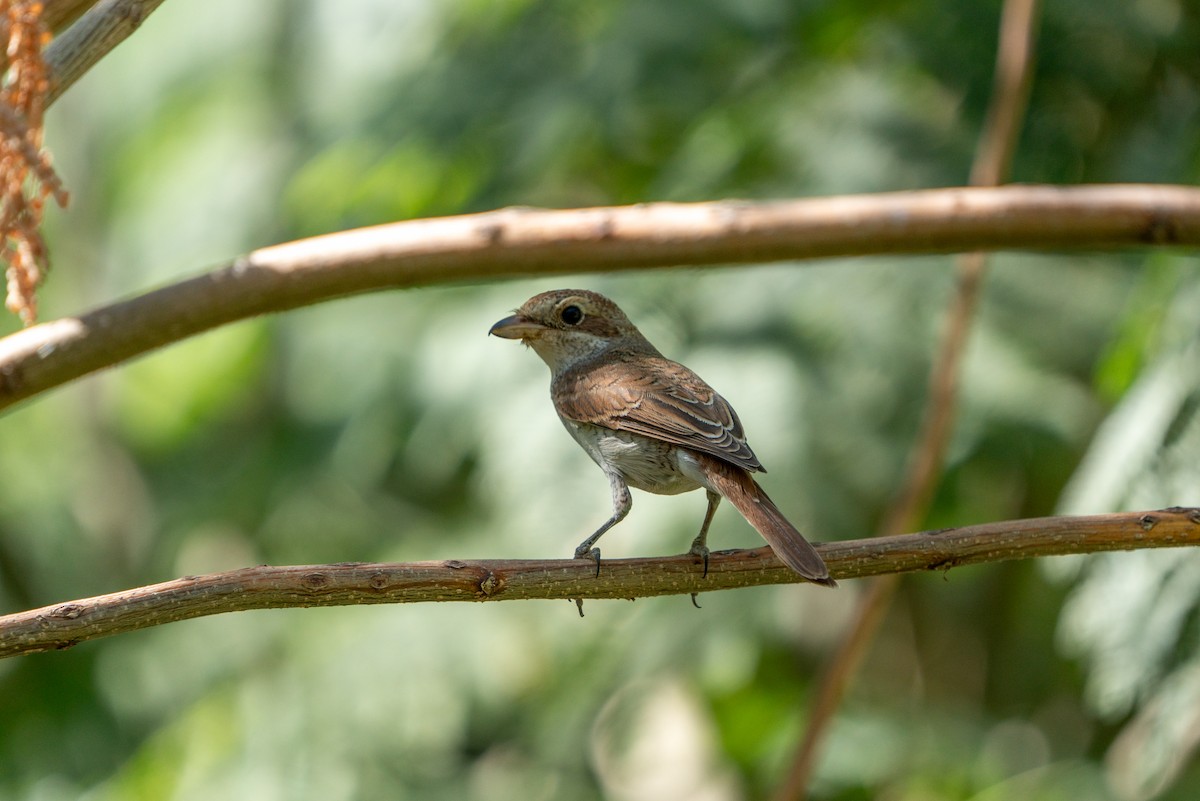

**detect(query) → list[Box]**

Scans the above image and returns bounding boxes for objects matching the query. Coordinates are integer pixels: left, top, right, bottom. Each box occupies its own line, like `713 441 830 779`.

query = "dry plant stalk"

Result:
0 0 68 325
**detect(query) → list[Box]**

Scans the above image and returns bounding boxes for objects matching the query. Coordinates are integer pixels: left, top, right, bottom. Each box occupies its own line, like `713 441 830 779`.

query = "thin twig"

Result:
970 0 1040 187
1 183 1197 414
44 0 169 105
776 2 1043 797
43 0 98 33
1 508 1196 660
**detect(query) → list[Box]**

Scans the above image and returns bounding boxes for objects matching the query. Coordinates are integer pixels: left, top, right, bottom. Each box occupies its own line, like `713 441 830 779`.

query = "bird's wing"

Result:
553 353 765 473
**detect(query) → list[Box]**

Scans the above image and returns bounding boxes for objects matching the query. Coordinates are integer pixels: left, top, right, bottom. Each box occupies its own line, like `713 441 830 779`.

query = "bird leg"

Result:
688 490 721 579
574 472 631 577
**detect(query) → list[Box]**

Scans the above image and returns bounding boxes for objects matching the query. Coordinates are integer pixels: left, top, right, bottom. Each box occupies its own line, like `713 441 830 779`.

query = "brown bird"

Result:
489 289 834 586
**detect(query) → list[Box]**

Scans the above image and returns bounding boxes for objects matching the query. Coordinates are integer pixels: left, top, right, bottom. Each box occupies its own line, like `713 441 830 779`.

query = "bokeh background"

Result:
2 0 1200 798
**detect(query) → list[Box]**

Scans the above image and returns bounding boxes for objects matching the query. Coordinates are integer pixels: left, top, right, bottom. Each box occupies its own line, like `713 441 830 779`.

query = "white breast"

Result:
559 418 704 496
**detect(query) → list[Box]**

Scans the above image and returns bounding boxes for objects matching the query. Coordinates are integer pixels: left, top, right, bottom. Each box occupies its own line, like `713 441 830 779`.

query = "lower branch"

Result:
1 508 1196 659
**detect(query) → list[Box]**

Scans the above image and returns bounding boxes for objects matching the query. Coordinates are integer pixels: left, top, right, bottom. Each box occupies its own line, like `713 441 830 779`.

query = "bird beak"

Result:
489 314 547 340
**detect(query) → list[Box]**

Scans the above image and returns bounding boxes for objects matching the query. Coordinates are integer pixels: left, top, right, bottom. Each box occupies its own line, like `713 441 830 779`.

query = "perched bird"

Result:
489 289 834 586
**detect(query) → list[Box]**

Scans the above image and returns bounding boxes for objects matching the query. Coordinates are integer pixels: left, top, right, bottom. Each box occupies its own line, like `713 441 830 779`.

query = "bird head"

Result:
489 289 652 372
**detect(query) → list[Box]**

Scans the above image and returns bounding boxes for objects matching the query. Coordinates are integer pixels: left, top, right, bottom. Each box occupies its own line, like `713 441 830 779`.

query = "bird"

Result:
489 288 834 587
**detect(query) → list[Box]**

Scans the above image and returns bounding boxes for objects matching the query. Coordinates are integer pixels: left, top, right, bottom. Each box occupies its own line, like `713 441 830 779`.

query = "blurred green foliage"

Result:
1 0 1199 799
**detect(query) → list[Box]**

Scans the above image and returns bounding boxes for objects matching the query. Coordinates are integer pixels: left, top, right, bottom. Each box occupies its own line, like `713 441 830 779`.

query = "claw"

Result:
690 593 702 609
574 546 602 578
574 598 585 617
688 543 711 579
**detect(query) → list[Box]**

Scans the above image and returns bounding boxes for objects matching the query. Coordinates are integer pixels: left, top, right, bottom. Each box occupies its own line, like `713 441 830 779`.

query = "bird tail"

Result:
700 456 835 587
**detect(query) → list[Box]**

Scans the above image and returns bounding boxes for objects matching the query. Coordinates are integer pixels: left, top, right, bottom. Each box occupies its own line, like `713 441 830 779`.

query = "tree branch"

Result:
45 0 169 105
1 183 1198 413
43 0 99 34
1 508 1196 659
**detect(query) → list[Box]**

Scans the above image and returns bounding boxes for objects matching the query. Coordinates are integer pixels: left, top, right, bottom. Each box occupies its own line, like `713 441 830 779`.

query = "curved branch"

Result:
2 508 1196 659
2 183 1199 413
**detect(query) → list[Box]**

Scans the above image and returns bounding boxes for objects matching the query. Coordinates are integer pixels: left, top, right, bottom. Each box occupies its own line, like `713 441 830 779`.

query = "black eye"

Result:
560 305 583 325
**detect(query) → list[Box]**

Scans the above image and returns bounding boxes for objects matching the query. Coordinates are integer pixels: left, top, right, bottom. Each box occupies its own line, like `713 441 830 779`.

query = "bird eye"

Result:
560 305 584 325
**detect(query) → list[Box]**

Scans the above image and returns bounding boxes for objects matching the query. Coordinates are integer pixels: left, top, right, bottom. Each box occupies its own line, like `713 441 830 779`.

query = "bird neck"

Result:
531 332 661 378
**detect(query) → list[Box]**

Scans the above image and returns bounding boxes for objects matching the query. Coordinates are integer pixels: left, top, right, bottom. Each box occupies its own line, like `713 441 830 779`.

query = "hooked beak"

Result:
488 313 547 340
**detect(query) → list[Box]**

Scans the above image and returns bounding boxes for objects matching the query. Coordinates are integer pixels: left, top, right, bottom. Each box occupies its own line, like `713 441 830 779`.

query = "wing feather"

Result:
552 353 764 473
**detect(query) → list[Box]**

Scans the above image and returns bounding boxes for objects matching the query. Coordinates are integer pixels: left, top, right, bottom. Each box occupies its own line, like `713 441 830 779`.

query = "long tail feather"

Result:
698 455 835 587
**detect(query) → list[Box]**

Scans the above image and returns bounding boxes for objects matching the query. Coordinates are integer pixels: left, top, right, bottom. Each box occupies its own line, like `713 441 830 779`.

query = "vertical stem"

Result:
773 2 1042 798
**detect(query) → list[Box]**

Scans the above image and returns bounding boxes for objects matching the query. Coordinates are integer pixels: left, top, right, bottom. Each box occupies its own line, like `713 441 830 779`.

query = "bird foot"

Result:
574 546 602 578
687 542 711 579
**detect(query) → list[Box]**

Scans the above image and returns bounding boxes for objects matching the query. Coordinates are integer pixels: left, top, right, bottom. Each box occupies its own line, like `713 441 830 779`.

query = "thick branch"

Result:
1 508 1196 659
1 184 1198 413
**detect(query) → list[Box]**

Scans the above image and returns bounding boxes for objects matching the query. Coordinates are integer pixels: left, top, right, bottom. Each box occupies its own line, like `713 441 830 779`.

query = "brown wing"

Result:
553 352 765 473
